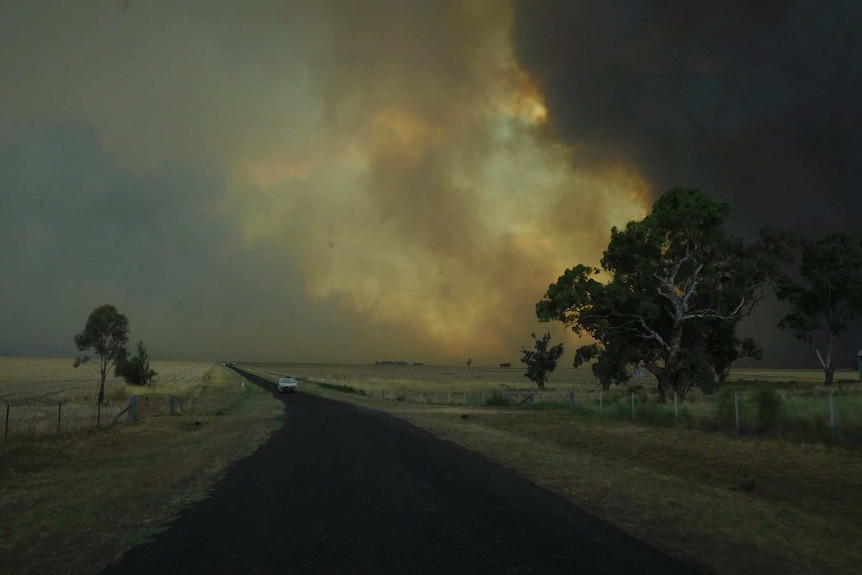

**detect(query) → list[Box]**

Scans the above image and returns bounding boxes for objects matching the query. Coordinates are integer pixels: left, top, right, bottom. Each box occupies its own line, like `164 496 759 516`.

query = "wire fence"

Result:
341 384 862 446
2 386 202 446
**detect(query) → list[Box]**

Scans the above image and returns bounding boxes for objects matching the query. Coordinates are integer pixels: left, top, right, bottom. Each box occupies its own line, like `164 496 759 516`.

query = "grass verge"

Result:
0 365 283 575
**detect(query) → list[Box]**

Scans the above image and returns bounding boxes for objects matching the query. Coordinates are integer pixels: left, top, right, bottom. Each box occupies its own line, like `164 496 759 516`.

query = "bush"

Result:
752 385 783 431
484 393 512 407
713 390 738 428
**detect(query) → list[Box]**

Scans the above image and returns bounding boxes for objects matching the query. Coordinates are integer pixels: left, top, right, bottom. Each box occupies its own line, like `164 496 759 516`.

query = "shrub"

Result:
713 390 738 428
752 384 783 432
484 393 512 407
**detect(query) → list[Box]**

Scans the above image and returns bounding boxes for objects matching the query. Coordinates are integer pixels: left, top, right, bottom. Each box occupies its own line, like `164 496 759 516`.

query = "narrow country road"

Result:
100 368 706 575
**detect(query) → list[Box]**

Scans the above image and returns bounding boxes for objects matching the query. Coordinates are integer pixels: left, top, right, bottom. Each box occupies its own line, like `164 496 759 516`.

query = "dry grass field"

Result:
0 357 214 438
248 363 862 575
251 362 859 392
252 362 862 441
0 362 283 575
4 358 860 574
0 356 212 402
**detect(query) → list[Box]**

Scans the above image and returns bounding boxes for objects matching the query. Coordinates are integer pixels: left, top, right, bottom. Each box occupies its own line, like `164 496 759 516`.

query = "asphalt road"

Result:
100 368 707 575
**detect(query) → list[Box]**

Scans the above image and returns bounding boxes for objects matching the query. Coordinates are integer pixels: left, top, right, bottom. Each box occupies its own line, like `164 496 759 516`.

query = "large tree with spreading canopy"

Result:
536 188 770 400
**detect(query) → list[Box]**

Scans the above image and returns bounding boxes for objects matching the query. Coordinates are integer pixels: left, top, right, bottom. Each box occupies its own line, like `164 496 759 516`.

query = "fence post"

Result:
569 391 576 413
169 395 178 415
674 392 678 425
734 393 740 432
631 392 636 420
600 391 603 414
97 401 101 428
829 393 836 440
4 403 9 446
128 394 138 422
57 401 62 433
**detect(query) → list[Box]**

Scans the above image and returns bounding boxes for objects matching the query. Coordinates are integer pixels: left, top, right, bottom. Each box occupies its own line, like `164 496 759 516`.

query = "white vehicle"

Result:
277 377 298 393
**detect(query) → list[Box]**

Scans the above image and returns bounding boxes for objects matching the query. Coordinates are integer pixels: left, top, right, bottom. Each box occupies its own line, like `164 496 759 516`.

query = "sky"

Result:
1 1 860 367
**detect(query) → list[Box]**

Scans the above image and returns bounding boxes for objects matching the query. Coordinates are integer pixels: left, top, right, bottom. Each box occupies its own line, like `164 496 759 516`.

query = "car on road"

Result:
278 377 298 393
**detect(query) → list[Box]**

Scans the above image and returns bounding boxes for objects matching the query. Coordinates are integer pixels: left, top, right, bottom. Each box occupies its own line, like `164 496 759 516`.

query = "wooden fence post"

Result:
569 391 575 413
57 401 62 433
4 403 9 446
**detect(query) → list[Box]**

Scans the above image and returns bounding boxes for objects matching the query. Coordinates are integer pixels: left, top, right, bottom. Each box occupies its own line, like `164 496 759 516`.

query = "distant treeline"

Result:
374 361 424 366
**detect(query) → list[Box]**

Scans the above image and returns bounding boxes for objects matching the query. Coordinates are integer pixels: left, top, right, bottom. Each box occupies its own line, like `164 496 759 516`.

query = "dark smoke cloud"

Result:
512 1 862 232
512 1 862 367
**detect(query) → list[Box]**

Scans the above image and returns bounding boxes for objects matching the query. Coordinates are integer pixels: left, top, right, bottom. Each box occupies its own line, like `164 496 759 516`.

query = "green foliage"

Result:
520 332 564 390
752 385 783 431
537 188 770 400
484 393 513 407
73 304 130 405
115 340 157 386
712 390 739 427
771 230 862 385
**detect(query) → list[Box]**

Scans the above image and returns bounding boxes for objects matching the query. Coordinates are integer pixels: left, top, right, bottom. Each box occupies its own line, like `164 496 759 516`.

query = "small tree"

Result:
520 332 564 390
772 230 862 385
74 304 129 425
115 340 157 386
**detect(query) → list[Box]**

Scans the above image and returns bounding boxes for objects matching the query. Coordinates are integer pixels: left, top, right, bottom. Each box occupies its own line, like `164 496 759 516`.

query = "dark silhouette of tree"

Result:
772 230 862 385
537 188 770 400
520 332 564 390
115 340 157 386
74 304 129 425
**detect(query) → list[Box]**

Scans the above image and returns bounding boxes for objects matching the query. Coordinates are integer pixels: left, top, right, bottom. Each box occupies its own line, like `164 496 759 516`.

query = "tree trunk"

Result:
824 332 835 386
645 364 668 402
655 378 669 403
658 323 685 403
716 366 730 389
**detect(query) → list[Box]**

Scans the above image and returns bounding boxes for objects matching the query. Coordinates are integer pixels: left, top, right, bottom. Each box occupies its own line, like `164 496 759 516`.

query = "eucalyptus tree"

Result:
537 188 770 400
74 304 129 424
772 230 862 385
